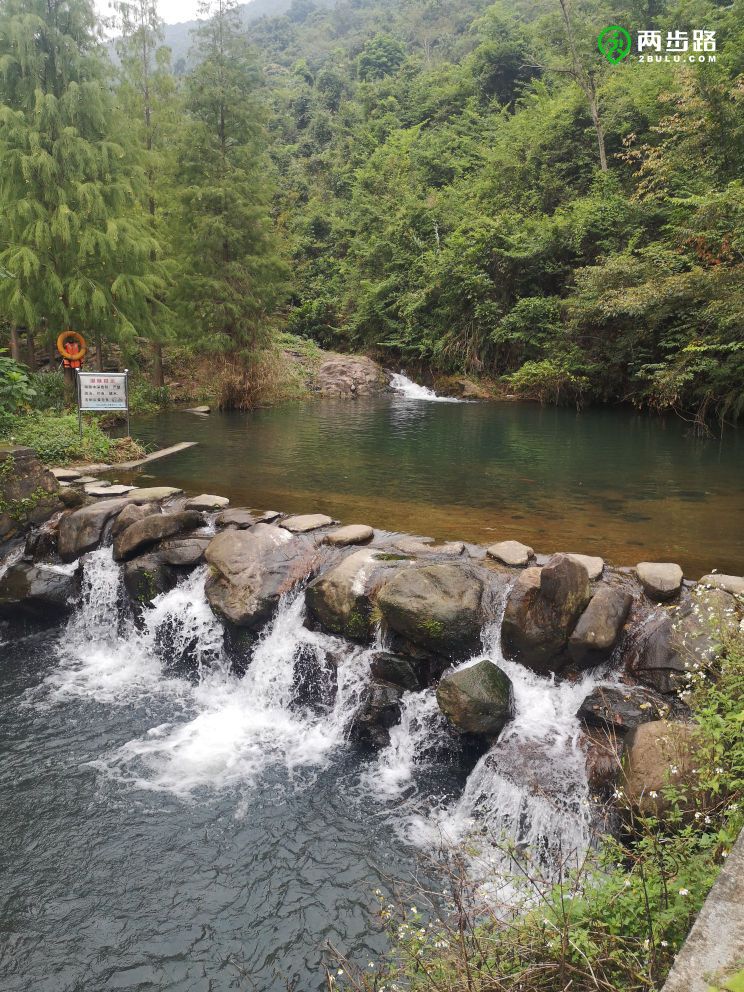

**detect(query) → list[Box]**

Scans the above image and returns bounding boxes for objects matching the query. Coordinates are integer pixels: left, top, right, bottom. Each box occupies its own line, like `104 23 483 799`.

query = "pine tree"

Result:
174 0 286 360
0 0 165 377
115 0 180 385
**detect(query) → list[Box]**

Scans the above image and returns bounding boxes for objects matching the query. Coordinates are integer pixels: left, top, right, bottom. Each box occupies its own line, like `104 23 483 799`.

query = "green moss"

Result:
418 617 445 639
345 607 371 640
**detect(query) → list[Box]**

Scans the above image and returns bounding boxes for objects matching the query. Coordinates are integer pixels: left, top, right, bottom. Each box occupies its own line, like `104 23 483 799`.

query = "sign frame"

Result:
76 369 130 438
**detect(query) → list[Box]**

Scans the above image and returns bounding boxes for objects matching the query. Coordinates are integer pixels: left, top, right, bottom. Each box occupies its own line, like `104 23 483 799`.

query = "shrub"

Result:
0 412 144 465
0 351 36 414
28 369 66 412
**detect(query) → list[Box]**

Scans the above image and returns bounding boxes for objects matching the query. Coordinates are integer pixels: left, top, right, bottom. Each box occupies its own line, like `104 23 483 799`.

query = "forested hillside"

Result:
254 0 744 421
0 0 742 423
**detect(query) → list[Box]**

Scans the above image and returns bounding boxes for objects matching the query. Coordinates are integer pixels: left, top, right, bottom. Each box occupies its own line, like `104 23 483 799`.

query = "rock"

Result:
84 483 136 497
127 487 183 503
698 573 744 596
487 540 534 567
24 524 59 562
113 510 204 561
350 681 403 747
391 538 465 557
635 561 684 601
0 445 60 544
568 586 632 667
305 548 399 641
629 587 740 694
582 726 624 794
205 524 315 629
158 537 211 568
502 554 592 674
315 354 388 397
185 405 211 414
323 524 374 547
185 494 230 511
578 685 674 733
566 553 604 581
257 510 282 523
74 476 98 485
436 660 512 737
622 720 698 815
215 508 256 529
280 513 334 533
292 644 337 711
376 562 485 659
0 561 80 620
111 502 161 539
370 652 420 691
58 496 134 561
122 553 178 605
50 468 81 481
59 488 86 508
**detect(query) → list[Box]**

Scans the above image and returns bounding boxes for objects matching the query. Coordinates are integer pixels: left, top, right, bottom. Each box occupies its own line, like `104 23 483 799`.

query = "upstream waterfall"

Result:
37 548 604 871
389 372 465 402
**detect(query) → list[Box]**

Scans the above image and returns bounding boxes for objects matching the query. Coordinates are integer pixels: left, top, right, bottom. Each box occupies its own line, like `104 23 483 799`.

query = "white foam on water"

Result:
389 372 465 403
93 594 375 795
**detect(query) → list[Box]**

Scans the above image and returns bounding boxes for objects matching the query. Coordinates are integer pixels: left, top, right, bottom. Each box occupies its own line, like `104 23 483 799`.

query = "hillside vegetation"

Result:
0 0 742 423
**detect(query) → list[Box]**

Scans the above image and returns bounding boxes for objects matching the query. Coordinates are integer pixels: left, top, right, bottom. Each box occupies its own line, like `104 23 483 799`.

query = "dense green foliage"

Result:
336 595 744 991
255 0 744 420
0 351 35 413
0 0 741 420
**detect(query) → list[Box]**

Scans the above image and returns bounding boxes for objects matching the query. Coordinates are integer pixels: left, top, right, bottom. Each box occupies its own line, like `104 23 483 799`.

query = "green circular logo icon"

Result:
598 25 632 64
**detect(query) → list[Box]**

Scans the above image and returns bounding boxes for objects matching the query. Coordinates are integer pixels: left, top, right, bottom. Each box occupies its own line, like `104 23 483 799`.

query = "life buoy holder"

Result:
56 330 87 366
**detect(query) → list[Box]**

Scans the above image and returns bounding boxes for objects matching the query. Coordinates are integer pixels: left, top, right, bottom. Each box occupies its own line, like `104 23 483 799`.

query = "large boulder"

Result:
110 501 161 539
122 553 178 606
635 562 684 601
370 652 421 691
628 587 740 694
622 720 698 815
158 537 211 568
58 496 134 561
0 561 80 621
305 548 403 641
436 660 512 737
350 681 403 747
376 562 486 660
568 586 632 668
113 510 204 561
0 445 60 544
578 685 675 734
314 354 388 397
582 726 624 794
205 523 316 629
502 554 592 674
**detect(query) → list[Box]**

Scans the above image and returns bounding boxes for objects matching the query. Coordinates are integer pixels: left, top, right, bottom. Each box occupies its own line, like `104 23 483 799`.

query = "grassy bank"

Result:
333 601 744 992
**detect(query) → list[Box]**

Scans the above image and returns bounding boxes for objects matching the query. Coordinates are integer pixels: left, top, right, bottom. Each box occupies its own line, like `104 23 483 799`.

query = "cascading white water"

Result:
389 372 464 403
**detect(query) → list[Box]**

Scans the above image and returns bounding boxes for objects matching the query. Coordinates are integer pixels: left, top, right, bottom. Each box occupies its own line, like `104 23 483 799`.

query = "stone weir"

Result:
1 455 743 816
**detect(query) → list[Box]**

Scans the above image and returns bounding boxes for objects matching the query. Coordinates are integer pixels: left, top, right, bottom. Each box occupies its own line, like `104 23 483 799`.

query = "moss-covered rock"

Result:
436 660 512 737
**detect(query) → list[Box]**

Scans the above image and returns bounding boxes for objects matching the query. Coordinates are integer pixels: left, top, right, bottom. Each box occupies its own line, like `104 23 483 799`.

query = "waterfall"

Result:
389 372 464 403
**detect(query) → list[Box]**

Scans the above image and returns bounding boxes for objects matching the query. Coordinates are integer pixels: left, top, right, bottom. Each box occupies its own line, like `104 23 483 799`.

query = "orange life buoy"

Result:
56 330 87 364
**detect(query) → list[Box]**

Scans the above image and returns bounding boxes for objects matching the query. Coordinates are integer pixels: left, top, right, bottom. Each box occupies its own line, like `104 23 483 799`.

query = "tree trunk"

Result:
26 329 36 370
9 326 22 363
95 333 104 372
63 365 76 393
587 85 608 172
151 341 164 387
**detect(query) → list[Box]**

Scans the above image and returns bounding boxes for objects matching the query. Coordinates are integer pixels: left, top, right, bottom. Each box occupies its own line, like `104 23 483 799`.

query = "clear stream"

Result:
120 384 744 578
1 382 741 990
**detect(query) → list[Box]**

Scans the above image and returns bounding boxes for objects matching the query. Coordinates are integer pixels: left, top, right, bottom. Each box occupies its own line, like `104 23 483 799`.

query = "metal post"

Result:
76 370 83 440
124 369 130 437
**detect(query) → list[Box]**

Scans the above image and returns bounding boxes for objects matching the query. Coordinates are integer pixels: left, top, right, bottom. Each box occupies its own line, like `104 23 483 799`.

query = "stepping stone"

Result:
323 524 374 546
257 510 282 523
698 573 744 596
280 513 334 533
51 467 82 481
635 561 684 601
75 476 98 485
186 494 230 511
128 486 183 503
487 540 534 567
85 483 136 497
215 508 256 529
566 553 604 580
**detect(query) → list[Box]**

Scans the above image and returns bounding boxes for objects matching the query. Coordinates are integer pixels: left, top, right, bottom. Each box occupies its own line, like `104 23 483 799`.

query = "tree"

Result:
173 0 286 363
115 0 180 385
0 0 164 382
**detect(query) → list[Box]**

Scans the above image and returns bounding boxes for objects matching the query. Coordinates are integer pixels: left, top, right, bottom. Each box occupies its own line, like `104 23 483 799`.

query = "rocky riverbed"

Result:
1 444 743 823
